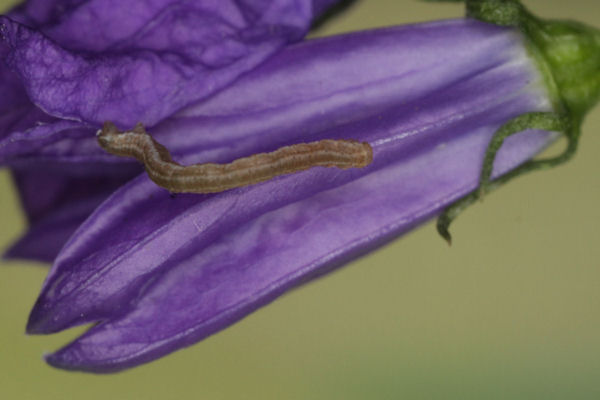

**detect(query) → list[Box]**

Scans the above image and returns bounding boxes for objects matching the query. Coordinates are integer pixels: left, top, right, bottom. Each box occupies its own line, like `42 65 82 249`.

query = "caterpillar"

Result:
97 122 373 193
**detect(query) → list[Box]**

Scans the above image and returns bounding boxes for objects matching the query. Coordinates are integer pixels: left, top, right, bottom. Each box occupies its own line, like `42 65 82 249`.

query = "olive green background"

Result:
1 1 599 399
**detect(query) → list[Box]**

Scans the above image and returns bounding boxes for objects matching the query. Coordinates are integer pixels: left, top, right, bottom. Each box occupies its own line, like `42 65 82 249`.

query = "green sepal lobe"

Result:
426 0 599 242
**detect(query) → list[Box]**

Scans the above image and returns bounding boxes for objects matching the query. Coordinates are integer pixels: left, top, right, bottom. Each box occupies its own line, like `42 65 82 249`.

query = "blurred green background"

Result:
1 1 599 399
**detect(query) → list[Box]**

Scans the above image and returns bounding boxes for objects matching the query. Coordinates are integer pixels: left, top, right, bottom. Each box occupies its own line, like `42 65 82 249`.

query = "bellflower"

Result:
1 0 598 372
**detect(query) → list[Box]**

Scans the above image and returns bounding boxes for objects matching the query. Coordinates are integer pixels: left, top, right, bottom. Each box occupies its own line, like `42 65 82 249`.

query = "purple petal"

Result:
13 17 549 166
7 0 89 27
4 164 139 262
0 0 338 128
0 120 116 166
4 189 114 263
7 0 341 30
46 121 553 371
0 63 33 138
311 0 341 17
30 20 557 371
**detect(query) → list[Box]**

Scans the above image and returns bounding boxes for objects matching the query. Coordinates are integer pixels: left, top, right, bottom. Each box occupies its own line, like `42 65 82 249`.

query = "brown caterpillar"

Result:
97 122 373 193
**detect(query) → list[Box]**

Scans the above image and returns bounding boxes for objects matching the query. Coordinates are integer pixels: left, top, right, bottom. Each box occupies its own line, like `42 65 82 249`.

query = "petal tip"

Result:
26 292 103 334
44 345 129 374
44 349 82 373
26 305 51 335
26 297 66 335
44 344 98 373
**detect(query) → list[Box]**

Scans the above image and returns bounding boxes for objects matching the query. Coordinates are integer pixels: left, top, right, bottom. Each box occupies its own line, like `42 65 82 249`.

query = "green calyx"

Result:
529 19 600 123
466 0 600 124
426 0 600 243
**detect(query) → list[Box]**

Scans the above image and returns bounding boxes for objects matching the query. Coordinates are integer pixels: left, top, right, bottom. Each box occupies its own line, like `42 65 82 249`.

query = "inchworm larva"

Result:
97 122 373 193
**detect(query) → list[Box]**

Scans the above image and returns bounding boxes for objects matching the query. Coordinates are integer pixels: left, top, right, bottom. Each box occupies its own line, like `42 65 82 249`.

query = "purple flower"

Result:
1 0 597 372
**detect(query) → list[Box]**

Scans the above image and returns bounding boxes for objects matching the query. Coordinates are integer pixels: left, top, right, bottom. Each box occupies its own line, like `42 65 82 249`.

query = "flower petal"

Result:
4 166 139 262
0 64 33 137
8 0 91 27
45 107 554 372
0 121 98 165
0 0 339 128
5 19 544 166
28 20 557 370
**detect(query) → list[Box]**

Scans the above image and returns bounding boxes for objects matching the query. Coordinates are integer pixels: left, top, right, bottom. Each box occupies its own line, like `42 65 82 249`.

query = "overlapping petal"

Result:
0 0 339 128
4 166 139 262
26 20 556 371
